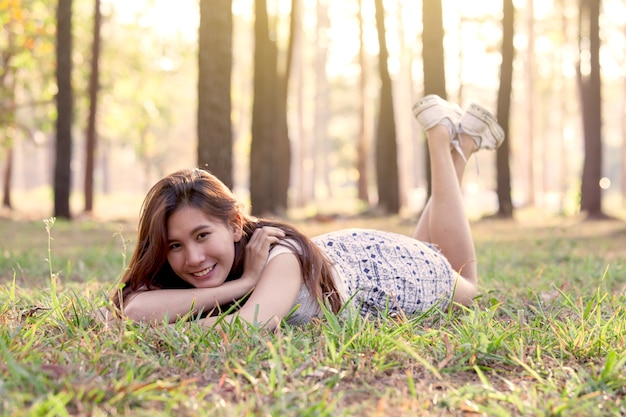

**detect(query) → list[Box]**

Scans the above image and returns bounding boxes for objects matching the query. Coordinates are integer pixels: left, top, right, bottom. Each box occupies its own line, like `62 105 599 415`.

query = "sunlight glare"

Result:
233 0 253 18
604 0 626 26
599 177 611 190
108 0 198 40
533 0 555 19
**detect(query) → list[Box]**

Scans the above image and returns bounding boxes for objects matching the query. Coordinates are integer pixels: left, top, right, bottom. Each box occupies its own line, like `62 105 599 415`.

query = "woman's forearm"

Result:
123 277 256 323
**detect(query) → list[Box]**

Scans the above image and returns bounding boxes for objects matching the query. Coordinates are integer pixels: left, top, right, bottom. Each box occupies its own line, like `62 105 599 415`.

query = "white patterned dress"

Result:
267 229 456 325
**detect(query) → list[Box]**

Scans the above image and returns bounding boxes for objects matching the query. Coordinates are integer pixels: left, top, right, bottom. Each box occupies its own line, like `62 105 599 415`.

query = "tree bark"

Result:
622 58 626 207
273 0 296 211
1 18 16 211
374 0 399 214
250 0 293 215
292 0 305 207
54 0 73 219
356 0 369 204
578 0 603 218
250 0 279 215
84 0 101 213
2 147 13 209
313 0 330 202
496 0 515 218
421 0 447 198
198 0 233 188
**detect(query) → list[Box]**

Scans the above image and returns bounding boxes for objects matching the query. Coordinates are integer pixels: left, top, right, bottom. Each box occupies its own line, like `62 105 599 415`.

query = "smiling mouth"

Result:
192 265 215 277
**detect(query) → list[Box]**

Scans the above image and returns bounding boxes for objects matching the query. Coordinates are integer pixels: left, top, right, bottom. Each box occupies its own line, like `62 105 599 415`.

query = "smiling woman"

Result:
107 167 337 326
104 95 504 329
110 168 293 324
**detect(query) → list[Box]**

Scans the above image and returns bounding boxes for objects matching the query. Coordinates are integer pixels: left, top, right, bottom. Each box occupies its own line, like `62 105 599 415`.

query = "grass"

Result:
1 212 625 416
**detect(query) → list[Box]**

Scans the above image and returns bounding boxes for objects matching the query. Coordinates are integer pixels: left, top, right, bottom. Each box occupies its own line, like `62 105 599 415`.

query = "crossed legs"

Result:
410 96 504 305
413 127 478 286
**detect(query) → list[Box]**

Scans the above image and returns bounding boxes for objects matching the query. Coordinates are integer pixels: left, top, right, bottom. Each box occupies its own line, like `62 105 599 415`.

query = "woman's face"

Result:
166 205 242 288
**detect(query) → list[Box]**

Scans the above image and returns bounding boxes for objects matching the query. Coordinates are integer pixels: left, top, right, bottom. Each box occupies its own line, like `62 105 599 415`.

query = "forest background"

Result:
1 0 625 221
2 1 626 415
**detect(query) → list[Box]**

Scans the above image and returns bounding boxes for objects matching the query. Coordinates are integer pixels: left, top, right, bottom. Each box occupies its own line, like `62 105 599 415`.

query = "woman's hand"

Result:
242 226 285 284
199 250 303 330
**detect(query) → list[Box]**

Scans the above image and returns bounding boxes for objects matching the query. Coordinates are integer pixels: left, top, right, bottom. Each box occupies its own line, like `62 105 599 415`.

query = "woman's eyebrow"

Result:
168 224 211 242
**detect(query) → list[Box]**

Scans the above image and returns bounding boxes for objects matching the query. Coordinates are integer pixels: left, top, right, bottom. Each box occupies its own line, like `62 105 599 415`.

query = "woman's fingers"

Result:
245 227 285 261
243 227 286 280
249 226 285 247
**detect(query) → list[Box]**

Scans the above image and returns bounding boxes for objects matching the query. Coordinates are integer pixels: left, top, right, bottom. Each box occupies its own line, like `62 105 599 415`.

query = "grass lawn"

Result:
1 212 625 416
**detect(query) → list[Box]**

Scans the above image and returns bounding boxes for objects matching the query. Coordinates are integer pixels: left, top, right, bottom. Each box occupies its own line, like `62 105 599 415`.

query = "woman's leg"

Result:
413 98 505 284
412 95 463 244
413 127 478 284
412 98 504 303
412 134 473 243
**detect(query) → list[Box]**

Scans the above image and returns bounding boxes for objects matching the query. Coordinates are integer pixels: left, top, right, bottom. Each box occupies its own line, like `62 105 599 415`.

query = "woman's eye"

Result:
168 243 181 251
197 232 209 240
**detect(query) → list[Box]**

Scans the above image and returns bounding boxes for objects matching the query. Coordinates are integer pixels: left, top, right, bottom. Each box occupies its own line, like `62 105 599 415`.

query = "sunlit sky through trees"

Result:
105 0 626 84
7 0 626 217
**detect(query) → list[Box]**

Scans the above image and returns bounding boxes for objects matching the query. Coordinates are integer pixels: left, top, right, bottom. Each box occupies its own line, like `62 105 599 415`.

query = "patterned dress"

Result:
268 229 456 325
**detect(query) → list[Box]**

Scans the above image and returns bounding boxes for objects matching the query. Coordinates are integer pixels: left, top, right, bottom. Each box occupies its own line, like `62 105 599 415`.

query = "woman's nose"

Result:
185 245 206 265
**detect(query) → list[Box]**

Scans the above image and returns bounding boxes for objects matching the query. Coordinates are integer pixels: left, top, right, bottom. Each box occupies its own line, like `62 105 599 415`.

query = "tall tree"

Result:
422 0 447 197
524 0 536 206
291 0 306 207
312 0 330 202
496 0 515 218
578 0 604 218
2 148 12 209
274 0 296 210
250 0 293 215
250 0 278 215
373 0 399 214
623 24 626 207
356 0 369 204
198 0 233 188
1 1 55 209
1 5 20 210
1 51 16 209
84 0 101 213
55 0 73 219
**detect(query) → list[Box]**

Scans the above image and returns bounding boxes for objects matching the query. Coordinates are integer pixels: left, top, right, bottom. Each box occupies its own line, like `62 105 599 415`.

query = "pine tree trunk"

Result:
422 0 447 198
356 0 369 205
374 0 399 214
578 0 603 217
54 0 73 219
250 0 278 215
2 148 13 209
198 0 233 188
496 0 515 218
84 0 101 213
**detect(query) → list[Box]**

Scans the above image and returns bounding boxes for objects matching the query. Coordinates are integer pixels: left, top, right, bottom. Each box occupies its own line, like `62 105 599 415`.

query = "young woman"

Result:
110 95 504 328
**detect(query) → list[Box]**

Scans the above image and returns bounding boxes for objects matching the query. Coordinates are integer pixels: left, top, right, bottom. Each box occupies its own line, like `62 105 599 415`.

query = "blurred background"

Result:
1 0 624 221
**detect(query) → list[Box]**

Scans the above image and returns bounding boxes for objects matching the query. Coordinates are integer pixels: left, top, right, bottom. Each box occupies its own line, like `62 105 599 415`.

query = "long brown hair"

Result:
111 168 341 314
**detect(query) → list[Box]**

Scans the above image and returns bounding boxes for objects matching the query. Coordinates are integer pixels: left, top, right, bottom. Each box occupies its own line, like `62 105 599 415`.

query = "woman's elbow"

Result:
121 302 144 322
121 300 163 323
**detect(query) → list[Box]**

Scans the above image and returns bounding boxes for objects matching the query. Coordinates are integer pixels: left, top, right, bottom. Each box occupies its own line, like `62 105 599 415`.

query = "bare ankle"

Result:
459 133 478 156
426 125 451 141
